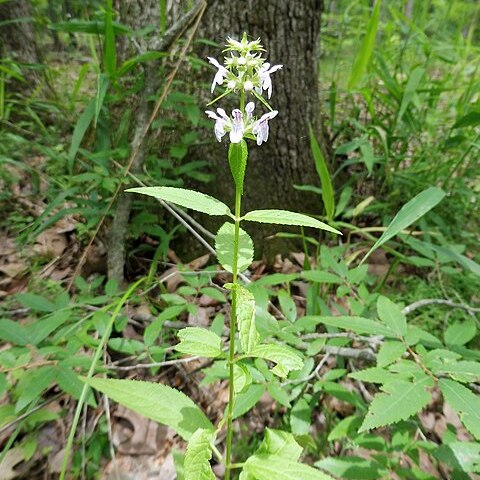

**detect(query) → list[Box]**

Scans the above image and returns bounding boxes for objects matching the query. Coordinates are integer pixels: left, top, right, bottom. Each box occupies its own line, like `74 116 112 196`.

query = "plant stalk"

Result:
225 184 242 480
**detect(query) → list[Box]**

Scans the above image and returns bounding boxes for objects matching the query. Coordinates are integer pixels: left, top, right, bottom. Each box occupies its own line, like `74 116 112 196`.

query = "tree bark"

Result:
0 0 42 90
192 0 327 258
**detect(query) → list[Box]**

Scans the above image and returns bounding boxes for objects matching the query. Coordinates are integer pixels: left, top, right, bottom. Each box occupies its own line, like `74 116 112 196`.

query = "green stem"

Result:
225 184 242 480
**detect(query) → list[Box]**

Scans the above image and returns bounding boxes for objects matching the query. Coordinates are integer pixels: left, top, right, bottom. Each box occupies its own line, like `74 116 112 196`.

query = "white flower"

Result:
205 108 228 142
245 102 255 119
207 57 228 93
252 110 278 145
230 109 244 143
227 80 236 90
257 62 283 98
243 80 254 91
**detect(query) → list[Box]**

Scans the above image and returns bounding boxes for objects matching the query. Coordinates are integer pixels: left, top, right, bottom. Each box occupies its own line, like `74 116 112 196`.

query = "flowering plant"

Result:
84 33 339 480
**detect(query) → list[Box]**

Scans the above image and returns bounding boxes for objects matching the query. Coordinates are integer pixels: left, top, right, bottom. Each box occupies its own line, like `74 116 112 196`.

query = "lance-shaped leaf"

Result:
175 327 223 358
359 376 433 432
229 139 248 194
377 296 407 337
361 187 445 263
243 455 335 480
250 344 303 378
435 361 480 383
439 379 480 440
126 187 231 216
83 377 213 440
184 428 216 480
215 222 254 273
236 285 260 354
243 209 341 235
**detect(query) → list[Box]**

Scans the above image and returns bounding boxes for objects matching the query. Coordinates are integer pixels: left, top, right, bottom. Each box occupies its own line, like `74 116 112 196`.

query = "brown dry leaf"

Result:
0 447 24 480
188 306 214 327
188 253 210 270
33 229 68 258
113 406 170 456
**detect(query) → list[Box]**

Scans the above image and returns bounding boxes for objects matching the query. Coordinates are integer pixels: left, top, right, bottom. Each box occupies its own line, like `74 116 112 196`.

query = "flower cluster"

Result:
205 33 281 146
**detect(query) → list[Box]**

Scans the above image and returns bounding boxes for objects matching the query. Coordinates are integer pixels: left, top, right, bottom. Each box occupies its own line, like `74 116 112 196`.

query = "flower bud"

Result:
237 57 247 66
243 80 253 91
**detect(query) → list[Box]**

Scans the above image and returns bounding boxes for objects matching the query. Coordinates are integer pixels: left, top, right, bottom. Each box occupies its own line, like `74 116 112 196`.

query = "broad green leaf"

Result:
0 319 31 345
16 367 57 413
436 441 480 473
308 125 334 220
277 289 297 322
233 363 252 394
233 383 265 419
301 270 342 284
243 454 335 480
453 110 480 129
57 366 96 407
184 428 215 480
377 341 406 368
28 311 71 345
243 210 341 235
68 97 96 173
361 187 445 263
257 428 302 461
327 415 363 442
316 457 387 479
347 0 381 90
377 296 407 337
250 344 303 378
126 187 231 216
228 139 248 194
15 292 56 312
444 318 476 347
439 379 480 439
303 315 395 337
144 305 186 346
359 376 433 432
290 396 312 435
83 377 213 440
175 327 223 358
435 361 480 383
267 382 291 408
215 222 254 273
236 285 260 354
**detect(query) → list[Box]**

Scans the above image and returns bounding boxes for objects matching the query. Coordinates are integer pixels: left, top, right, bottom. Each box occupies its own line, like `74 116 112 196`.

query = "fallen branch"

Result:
402 298 480 316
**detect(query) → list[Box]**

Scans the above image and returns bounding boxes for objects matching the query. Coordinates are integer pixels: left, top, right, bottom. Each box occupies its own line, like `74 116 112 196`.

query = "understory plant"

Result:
82 34 341 479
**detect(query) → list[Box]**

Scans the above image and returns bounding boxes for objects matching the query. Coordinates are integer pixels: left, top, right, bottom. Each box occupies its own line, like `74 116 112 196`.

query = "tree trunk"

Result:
0 0 42 90
189 0 327 258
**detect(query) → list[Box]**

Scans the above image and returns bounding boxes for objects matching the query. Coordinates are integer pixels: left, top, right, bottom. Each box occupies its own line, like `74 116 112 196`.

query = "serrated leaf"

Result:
243 454 335 480
228 139 248 194
126 187 231 216
175 327 223 358
83 377 213 440
243 209 341 234
436 361 480 383
377 296 407 337
236 285 260 354
377 341 406 367
360 376 433 432
439 379 480 440
303 315 394 336
257 428 302 461
250 344 303 378
215 222 253 273
361 187 445 263
444 318 476 347
184 428 215 480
